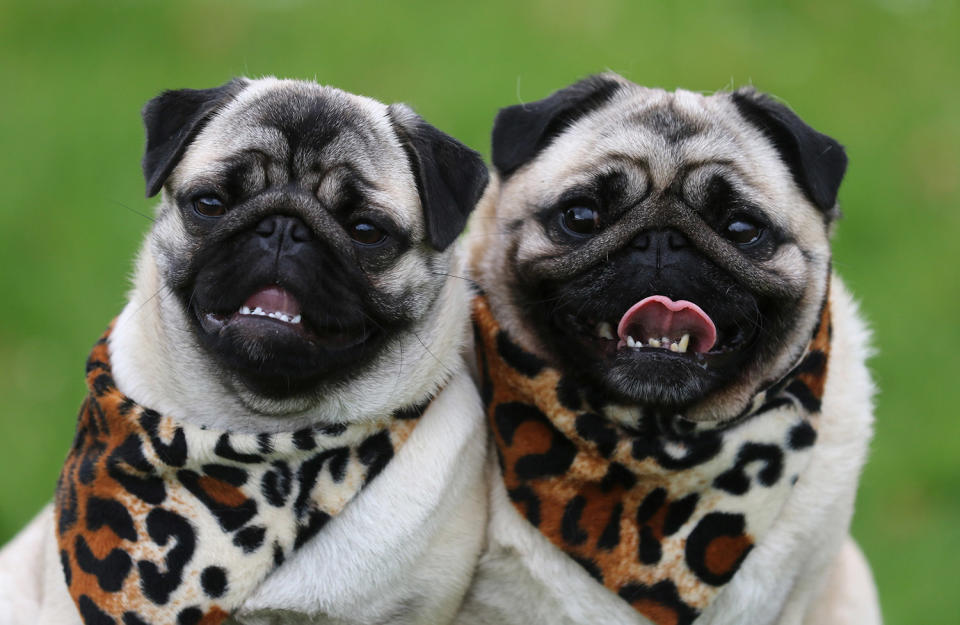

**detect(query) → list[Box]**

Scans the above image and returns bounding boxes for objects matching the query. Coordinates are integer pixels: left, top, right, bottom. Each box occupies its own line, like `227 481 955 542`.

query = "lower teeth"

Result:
624 332 690 353
238 307 301 324
590 321 693 353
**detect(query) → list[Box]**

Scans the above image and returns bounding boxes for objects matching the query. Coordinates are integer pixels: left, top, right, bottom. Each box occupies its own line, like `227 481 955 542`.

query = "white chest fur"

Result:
233 366 487 625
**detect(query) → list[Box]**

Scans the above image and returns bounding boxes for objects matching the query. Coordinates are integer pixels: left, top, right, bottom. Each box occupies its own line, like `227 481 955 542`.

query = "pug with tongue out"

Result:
0 78 490 625
461 74 879 625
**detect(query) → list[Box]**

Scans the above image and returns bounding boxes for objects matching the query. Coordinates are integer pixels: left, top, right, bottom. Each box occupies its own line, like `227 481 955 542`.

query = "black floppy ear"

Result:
732 88 847 217
387 105 489 251
491 74 624 178
141 78 248 197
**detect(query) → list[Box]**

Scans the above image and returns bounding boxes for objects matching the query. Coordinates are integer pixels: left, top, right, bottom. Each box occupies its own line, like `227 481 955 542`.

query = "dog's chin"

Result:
602 348 721 408
191 289 385 400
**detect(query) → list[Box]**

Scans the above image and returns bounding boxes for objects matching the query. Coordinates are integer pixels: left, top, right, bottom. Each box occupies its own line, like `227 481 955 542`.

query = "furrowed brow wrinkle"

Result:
315 163 380 210
324 161 378 189
602 153 654 180
223 163 263 199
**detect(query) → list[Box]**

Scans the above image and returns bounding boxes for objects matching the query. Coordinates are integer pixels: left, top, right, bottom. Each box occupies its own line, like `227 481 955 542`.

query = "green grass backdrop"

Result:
0 1 957 622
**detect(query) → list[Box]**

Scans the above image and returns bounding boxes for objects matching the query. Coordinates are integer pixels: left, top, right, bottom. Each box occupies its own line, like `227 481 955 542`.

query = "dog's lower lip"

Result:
201 312 228 334
199 309 377 350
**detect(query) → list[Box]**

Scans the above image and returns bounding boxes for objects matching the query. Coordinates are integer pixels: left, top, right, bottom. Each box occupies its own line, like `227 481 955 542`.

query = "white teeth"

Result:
268 311 292 322
238 305 301 325
596 322 614 340
621 333 691 353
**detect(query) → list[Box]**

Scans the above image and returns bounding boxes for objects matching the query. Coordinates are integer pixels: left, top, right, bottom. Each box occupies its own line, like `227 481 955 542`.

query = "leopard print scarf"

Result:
473 294 831 625
55 324 429 625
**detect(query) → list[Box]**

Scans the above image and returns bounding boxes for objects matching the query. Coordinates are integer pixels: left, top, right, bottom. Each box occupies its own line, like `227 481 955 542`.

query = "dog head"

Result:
135 77 487 422
470 74 846 422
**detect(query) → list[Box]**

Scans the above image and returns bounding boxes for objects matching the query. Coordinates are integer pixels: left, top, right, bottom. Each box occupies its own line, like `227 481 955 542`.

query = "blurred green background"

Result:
0 0 957 622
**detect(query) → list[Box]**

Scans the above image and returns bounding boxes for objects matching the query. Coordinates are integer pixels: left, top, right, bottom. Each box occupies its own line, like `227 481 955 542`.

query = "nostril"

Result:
255 215 313 242
290 220 312 242
667 230 689 250
256 216 279 237
631 233 651 250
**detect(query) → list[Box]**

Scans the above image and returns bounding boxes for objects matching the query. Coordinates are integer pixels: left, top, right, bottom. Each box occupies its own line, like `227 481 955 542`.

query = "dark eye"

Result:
193 196 225 217
560 206 599 237
349 221 387 246
725 219 762 245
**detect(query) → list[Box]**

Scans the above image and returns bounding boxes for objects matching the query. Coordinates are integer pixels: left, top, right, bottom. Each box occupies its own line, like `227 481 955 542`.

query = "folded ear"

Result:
491 74 624 178
732 88 848 218
387 105 489 251
141 78 248 197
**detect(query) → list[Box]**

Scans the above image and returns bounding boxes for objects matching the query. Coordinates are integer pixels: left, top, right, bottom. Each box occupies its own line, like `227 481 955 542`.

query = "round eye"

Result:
725 219 762 245
560 206 599 237
193 196 225 217
349 221 387 246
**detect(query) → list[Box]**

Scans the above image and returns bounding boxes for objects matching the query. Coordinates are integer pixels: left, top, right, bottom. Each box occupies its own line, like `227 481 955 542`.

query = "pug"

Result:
0 77 489 625
459 74 880 625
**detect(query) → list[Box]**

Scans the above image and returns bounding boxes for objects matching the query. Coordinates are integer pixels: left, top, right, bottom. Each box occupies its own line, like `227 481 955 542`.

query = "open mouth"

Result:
197 286 375 350
200 286 307 333
557 294 754 364
617 296 716 354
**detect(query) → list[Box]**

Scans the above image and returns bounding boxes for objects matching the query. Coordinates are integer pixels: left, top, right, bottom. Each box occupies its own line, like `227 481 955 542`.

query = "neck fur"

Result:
472 292 831 625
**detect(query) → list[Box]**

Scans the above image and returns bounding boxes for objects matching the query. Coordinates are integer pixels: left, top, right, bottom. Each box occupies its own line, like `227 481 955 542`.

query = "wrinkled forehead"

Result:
502 86 806 229
174 79 419 222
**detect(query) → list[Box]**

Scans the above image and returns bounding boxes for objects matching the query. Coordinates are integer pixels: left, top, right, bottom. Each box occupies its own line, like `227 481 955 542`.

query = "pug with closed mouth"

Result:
0 77 489 625
460 74 880 625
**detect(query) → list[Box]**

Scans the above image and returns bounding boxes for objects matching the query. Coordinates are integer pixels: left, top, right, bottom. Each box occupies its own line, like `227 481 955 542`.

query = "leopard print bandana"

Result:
473 293 831 625
55 324 428 625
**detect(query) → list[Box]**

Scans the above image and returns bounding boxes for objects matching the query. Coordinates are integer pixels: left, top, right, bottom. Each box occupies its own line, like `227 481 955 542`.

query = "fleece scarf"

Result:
473 294 831 625
54 324 427 625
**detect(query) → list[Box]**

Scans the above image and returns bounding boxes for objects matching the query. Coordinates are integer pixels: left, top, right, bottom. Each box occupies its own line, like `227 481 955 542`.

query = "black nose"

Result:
255 214 313 245
627 228 692 270
630 228 689 251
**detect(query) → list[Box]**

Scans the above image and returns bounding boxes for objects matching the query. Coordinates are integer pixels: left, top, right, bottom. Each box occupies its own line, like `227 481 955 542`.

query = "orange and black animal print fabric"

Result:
473 295 832 625
55 324 428 625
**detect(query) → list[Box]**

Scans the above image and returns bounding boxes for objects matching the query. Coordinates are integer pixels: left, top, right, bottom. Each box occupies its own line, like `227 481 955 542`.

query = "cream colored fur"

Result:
0 78 488 625
456 279 878 625
458 76 880 624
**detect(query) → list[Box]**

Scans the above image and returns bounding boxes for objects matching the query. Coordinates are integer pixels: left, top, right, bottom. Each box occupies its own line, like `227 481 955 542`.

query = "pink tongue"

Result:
616 295 717 353
243 286 302 316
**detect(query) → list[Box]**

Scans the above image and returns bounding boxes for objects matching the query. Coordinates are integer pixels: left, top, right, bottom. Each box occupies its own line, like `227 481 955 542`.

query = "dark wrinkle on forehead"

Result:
222 150 270 199
697 175 743 226
631 104 703 144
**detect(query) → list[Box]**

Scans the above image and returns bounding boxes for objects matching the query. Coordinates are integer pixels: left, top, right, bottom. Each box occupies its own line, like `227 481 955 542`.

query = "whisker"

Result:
389 337 405 401
427 271 478 286
410 329 456 380
112 199 156 223
130 283 170 318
